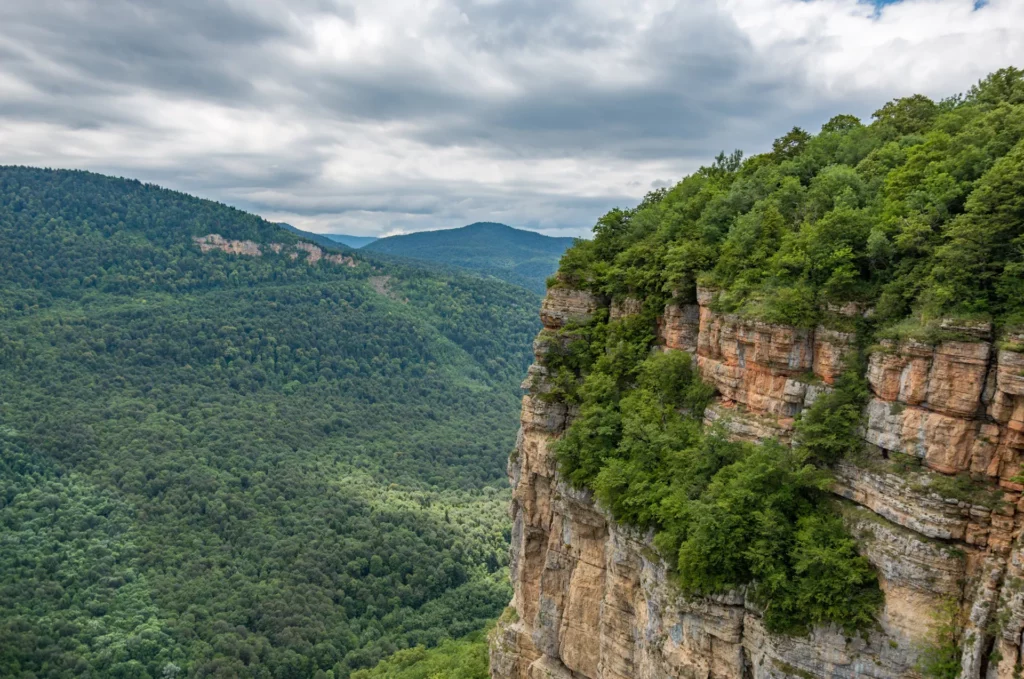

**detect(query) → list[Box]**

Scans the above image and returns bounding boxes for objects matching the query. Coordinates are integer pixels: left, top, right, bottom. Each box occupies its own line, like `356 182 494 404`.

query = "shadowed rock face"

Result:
491 287 1024 679
657 303 700 354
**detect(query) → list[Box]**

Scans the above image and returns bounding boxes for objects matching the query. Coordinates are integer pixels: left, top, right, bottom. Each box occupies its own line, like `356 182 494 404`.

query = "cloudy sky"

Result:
0 0 1021 237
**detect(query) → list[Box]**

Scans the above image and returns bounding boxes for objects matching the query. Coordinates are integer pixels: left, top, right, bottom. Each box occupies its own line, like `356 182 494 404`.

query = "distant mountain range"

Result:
276 221 575 293
324 234 378 248
276 223 368 251
363 222 575 293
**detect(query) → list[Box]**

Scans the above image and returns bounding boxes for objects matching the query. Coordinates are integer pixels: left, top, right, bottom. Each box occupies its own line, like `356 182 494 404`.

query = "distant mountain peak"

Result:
364 222 574 293
462 221 514 230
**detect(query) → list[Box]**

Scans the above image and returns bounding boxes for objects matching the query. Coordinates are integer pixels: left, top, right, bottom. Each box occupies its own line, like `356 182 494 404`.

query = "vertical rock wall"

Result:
491 286 1024 679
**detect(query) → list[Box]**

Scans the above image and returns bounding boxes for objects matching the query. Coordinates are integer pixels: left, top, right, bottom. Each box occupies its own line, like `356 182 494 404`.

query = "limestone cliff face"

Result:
490 286 1024 679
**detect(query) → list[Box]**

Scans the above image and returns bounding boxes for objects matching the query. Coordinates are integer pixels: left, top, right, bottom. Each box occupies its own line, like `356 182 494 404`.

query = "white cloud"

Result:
0 0 1021 237
724 0 1023 97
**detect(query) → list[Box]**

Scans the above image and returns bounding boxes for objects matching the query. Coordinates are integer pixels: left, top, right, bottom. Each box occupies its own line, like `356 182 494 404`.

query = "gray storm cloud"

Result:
0 0 1021 237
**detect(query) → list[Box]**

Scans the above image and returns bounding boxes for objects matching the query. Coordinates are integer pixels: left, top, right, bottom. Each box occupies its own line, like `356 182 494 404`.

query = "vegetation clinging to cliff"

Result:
550 316 881 634
558 67 1024 336
794 353 872 466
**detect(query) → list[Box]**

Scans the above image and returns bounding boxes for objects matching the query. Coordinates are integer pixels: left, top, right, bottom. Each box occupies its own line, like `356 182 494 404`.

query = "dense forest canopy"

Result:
349 628 491 679
0 167 539 679
540 68 1024 635
559 67 1024 336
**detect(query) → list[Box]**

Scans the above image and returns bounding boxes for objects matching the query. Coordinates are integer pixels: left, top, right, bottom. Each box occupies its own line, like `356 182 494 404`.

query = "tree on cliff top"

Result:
557 66 1024 335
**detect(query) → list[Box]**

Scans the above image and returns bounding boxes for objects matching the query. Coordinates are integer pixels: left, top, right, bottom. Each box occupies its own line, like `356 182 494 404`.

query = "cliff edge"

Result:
490 286 1024 679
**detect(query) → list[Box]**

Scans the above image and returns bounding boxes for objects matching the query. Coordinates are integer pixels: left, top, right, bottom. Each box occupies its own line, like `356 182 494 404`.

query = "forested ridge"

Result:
559 68 1024 331
539 68 1024 636
0 167 538 678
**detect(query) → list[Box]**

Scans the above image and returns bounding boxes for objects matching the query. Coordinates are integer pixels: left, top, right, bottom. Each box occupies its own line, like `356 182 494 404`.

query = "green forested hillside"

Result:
541 68 1024 634
0 167 538 678
364 223 574 293
349 628 489 679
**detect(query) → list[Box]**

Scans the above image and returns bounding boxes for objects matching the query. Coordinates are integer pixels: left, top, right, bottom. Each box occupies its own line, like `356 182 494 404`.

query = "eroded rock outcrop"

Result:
687 289 860 434
862 335 1024 486
193 234 358 266
193 233 263 256
540 287 604 329
658 303 700 354
492 286 1024 679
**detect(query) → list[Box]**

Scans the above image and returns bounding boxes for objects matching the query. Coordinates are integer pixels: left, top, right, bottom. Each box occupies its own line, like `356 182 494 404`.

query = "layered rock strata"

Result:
491 288 1024 679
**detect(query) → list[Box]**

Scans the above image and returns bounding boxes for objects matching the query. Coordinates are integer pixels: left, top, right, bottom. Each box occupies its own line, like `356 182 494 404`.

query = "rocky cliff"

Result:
490 286 1024 679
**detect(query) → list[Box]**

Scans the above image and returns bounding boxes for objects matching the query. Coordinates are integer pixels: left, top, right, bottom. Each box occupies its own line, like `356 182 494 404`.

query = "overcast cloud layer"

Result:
0 0 1022 237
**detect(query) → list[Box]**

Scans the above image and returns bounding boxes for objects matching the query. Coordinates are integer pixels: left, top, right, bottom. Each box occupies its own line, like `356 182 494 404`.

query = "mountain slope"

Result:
276 221 360 252
364 222 574 293
326 234 378 248
0 167 538 679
